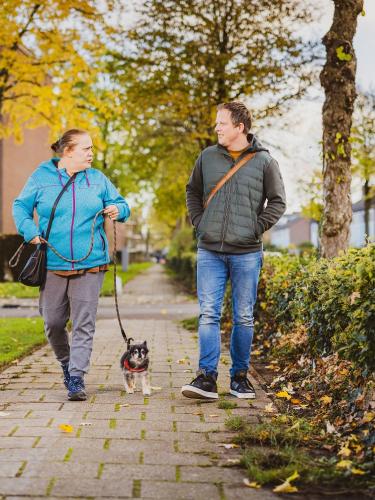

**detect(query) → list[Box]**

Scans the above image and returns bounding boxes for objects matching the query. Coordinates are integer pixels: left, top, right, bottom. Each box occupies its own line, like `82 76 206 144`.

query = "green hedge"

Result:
168 252 196 293
223 244 375 376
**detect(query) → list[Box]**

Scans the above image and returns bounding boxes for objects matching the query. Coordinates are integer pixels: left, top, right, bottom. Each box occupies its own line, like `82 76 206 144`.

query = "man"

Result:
181 101 286 400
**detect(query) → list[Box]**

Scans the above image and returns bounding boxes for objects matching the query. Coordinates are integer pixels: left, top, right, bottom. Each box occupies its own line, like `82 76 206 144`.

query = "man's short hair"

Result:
217 101 252 134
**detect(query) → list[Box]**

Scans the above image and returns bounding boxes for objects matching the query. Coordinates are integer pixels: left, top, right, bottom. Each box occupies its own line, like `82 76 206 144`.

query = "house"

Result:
268 198 374 249
267 214 318 248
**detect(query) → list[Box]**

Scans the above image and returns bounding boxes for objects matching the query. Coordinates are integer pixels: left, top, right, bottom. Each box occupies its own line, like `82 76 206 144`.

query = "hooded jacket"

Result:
186 134 286 254
13 159 130 270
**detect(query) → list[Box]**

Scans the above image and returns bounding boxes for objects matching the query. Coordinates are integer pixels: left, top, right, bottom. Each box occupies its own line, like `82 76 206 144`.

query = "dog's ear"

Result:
142 341 147 348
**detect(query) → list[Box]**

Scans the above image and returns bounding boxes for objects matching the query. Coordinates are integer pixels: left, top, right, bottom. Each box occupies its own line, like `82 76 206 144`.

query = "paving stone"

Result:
180 465 245 483
0 437 36 448
141 480 220 499
51 477 133 497
21 460 100 478
142 452 213 466
0 478 49 496
101 464 176 481
0 461 24 477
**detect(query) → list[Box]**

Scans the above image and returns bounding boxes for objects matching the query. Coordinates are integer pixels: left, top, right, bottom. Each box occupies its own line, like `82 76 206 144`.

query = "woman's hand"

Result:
103 205 119 220
30 236 41 244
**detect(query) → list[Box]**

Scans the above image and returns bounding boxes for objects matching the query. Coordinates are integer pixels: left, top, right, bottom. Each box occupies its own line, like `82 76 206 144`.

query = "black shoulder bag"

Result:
9 174 76 287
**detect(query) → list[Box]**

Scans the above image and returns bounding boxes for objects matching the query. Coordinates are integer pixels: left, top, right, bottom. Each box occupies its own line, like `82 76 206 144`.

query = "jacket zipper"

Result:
220 162 234 250
70 179 76 270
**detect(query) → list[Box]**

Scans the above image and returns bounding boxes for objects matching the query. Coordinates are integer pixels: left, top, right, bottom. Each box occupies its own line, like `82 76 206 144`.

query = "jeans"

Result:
197 248 263 378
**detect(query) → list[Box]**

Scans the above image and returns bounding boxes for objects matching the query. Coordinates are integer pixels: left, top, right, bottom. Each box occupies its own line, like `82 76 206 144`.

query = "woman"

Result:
13 129 130 401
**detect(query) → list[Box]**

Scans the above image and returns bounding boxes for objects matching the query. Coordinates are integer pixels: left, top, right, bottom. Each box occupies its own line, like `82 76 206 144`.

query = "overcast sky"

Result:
267 0 374 213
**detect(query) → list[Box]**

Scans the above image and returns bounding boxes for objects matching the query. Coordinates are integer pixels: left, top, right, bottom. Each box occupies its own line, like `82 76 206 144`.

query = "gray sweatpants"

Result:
39 271 105 377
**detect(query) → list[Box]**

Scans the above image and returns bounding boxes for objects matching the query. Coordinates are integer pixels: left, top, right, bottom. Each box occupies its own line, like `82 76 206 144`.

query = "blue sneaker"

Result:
61 363 70 389
67 376 87 401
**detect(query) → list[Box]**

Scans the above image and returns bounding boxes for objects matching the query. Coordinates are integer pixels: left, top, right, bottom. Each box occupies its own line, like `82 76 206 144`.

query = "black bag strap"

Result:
45 173 77 241
9 173 77 268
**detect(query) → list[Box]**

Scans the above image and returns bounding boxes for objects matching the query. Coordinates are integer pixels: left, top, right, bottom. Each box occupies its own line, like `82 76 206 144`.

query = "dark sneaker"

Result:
67 376 87 401
61 363 70 389
181 372 218 399
230 371 256 399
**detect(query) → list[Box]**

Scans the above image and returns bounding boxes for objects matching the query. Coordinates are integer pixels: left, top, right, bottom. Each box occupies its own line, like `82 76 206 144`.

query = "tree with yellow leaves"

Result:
0 0 121 141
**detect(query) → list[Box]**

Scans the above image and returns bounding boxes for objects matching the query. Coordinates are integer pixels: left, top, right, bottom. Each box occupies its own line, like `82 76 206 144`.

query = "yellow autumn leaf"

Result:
286 471 300 482
320 395 332 405
336 460 352 469
243 479 261 488
363 411 374 423
276 391 292 400
338 446 351 457
263 402 276 413
351 468 366 475
273 482 298 493
59 424 74 433
291 398 301 405
252 350 261 356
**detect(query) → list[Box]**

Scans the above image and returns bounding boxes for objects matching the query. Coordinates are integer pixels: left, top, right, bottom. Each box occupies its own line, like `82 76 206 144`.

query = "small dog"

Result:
120 341 151 396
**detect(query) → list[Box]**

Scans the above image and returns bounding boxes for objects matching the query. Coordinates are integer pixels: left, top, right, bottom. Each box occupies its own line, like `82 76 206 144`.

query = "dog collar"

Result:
123 358 147 373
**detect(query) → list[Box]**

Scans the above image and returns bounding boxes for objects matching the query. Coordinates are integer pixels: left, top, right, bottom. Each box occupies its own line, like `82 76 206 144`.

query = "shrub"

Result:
222 244 375 375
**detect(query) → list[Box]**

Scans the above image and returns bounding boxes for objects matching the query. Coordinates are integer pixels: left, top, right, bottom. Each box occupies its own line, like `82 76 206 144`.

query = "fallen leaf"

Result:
276 391 292 400
59 424 74 433
243 479 261 488
218 443 240 449
227 459 240 464
336 460 352 469
286 471 299 482
193 411 203 416
350 291 360 304
0 412 10 417
273 483 298 493
183 369 192 373
176 359 186 364
326 421 337 434
252 350 261 356
209 414 219 418
338 446 351 457
291 398 301 405
151 386 162 391
119 403 130 407
290 421 300 430
362 411 374 423
273 471 299 493
320 395 332 405
351 468 366 475
263 402 276 413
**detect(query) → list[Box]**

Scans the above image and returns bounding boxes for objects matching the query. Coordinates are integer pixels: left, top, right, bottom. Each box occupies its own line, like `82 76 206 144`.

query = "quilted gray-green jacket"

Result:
186 134 286 254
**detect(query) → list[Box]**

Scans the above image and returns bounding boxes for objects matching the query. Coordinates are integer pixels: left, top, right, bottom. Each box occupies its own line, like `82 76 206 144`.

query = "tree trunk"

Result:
319 0 363 258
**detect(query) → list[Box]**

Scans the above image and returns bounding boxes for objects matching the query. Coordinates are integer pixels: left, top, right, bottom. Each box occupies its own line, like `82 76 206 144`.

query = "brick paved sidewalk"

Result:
0 266 278 499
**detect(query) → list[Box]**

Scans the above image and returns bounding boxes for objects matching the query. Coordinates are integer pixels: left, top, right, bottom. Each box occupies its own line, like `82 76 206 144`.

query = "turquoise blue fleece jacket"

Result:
12 158 130 271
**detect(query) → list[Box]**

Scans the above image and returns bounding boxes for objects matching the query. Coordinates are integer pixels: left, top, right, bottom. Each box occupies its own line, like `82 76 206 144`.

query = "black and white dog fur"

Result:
120 341 151 396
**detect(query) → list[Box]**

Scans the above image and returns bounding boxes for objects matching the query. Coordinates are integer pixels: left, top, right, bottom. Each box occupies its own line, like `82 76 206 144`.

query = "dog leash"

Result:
112 218 133 350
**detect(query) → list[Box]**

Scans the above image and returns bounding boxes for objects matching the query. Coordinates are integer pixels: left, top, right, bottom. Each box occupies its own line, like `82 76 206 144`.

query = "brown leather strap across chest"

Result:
204 152 256 209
